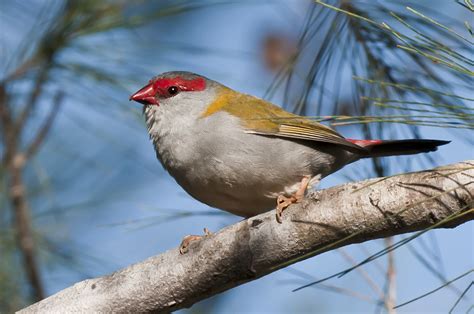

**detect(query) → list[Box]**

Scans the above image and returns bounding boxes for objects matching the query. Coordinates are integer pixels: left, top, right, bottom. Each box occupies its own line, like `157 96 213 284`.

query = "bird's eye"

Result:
167 86 179 96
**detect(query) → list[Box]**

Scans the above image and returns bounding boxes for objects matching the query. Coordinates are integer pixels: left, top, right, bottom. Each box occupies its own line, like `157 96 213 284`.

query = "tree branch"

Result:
19 160 474 313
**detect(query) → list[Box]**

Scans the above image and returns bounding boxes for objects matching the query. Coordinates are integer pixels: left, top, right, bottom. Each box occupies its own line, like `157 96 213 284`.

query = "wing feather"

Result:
246 124 365 152
207 87 367 153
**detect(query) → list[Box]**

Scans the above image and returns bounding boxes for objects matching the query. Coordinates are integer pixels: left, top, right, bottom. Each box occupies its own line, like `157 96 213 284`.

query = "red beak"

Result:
129 83 159 105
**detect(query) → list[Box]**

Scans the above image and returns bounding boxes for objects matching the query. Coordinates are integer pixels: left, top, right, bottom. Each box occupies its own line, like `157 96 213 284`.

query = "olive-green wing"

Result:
246 123 365 153
202 87 366 153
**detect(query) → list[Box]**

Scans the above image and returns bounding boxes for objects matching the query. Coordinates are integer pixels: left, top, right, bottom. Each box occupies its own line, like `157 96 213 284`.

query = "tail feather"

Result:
350 139 450 158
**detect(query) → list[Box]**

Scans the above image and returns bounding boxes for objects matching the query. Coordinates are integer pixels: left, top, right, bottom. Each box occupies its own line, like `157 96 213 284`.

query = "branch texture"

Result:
20 160 474 313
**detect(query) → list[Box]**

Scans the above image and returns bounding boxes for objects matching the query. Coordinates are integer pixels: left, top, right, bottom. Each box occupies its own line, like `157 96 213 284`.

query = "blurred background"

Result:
0 0 472 313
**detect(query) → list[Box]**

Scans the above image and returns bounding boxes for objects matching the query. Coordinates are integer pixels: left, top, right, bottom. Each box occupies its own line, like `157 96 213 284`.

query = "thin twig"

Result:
0 83 16 166
9 154 45 301
384 237 397 314
1 80 46 301
394 269 473 309
25 91 64 160
338 248 385 301
449 281 473 314
13 60 53 137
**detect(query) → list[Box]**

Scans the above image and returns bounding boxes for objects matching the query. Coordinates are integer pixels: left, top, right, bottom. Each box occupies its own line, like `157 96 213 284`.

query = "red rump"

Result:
347 139 383 146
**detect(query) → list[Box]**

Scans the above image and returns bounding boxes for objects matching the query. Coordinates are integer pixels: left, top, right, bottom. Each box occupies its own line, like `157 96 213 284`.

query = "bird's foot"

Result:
179 228 212 254
275 175 311 223
276 195 296 223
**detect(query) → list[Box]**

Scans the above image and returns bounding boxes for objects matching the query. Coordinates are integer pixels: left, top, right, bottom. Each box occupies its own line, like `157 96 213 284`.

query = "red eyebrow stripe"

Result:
152 77 206 92
347 139 383 146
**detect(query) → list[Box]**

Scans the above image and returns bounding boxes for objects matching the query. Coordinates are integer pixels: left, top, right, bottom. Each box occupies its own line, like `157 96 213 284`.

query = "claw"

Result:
179 228 212 254
276 195 296 223
275 175 311 223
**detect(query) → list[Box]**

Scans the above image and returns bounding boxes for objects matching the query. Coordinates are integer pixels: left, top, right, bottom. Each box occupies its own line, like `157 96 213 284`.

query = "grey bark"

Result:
19 160 474 313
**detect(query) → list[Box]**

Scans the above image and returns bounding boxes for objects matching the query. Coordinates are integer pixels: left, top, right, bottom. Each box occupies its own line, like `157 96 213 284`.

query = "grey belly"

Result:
171 132 350 217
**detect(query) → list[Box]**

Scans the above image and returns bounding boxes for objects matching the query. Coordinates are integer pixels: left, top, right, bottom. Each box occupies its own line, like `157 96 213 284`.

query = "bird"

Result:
130 71 449 252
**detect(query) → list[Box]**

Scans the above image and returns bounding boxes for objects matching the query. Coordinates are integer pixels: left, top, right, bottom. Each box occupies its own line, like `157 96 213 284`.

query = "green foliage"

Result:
267 0 473 155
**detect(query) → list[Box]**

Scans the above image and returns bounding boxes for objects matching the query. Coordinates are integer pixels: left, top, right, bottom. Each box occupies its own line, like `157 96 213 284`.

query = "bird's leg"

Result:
276 175 311 223
179 228 212 254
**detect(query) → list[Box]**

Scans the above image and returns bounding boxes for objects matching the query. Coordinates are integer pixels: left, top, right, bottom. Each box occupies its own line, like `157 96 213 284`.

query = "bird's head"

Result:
130 71 227 140
129 71 216 108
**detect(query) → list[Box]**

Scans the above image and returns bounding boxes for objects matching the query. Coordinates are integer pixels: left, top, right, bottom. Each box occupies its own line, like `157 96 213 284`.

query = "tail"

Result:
347 139 450 158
